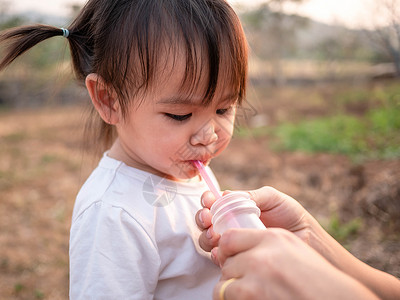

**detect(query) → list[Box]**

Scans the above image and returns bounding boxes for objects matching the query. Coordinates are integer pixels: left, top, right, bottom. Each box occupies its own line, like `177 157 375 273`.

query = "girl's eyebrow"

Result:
157 93 238 105
156 97 197 105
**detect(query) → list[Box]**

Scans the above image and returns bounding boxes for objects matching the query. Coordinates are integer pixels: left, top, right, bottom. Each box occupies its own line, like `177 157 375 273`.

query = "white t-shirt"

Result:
69 154 221 299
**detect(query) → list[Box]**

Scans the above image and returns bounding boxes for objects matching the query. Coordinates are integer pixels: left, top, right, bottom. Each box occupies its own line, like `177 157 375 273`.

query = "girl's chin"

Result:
165 172 199 182
164 161 201 181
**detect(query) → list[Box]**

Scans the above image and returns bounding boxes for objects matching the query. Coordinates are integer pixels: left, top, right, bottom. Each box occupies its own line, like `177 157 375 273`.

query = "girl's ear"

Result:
85 73 120 125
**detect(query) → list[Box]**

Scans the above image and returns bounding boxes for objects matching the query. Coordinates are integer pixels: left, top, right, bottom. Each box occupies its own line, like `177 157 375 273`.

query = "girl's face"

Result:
110 60 238 181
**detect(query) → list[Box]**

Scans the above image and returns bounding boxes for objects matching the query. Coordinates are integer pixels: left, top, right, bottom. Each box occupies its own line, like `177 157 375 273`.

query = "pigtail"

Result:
0 25 64 71
0 2 96 83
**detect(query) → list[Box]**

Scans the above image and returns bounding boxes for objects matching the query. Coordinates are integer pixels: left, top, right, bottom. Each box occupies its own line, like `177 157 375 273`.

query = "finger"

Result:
221 190 232 196
220 253 245 280
213 278 240 300
248 186 306 229
248 186 286 211
201 191 218 209
219 229 300 280
218 229 264 266
198 225 221 253
195 208 212 230
211 247 220 266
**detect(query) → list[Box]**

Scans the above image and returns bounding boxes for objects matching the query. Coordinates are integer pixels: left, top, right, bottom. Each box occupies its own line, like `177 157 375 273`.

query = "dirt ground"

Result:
0 84 399 299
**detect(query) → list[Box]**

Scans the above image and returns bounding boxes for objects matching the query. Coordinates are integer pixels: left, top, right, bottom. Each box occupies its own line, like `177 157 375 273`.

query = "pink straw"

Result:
193 160 221 199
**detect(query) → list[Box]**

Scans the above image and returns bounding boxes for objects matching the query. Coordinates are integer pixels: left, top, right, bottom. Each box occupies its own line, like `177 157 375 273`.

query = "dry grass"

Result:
0 106 96 299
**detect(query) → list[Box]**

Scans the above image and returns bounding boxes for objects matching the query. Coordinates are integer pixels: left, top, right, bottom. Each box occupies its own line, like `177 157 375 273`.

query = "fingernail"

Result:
211 248 217 263
201 196 206 207
198 211 204 225
206 227 213 239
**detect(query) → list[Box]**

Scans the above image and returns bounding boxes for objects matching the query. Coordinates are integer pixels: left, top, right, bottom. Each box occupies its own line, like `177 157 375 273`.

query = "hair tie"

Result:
61 28 70 38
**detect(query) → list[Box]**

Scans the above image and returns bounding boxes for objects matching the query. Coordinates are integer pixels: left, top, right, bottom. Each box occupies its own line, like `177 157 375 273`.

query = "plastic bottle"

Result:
210 191 266 235
193 161 266 235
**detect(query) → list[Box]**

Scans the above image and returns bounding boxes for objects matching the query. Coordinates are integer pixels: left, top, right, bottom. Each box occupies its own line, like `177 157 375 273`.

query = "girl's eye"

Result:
216 108 230 115
165 113 192 122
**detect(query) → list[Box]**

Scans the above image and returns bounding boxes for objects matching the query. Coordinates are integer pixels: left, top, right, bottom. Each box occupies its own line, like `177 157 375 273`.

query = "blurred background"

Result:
0 0 399 299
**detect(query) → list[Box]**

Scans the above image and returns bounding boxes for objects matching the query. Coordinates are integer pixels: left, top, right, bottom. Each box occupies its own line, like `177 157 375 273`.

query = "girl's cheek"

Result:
221 121 235 137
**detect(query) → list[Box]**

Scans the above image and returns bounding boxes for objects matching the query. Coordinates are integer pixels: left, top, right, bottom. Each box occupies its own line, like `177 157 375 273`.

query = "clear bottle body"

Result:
210 191 266 235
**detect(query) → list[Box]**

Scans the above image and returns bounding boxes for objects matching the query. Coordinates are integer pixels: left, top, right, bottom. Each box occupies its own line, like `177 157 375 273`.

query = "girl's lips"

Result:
189 159 210 166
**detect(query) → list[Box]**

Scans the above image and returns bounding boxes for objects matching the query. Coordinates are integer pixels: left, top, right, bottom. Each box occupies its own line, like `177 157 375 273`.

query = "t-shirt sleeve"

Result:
69 201 160 300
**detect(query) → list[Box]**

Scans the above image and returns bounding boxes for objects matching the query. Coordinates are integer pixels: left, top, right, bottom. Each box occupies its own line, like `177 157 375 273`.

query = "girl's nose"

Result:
190 121 218 146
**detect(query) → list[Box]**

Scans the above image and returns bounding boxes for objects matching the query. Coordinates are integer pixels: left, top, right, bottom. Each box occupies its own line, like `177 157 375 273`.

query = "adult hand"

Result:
213 228 378 300
196 187 400 299
195 186 317 264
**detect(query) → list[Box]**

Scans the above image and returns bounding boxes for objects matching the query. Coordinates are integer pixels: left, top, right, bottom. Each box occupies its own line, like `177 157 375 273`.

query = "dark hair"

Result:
0 0 248 151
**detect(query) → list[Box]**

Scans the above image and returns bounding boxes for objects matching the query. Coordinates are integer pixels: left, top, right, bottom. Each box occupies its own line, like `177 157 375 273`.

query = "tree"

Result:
241 0 309 85
0 0 25 30
68 3 82 20
366 0 400 77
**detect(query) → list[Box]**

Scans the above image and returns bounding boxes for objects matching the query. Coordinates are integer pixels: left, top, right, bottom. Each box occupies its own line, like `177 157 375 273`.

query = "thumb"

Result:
248 186 286 212
247 186 308 230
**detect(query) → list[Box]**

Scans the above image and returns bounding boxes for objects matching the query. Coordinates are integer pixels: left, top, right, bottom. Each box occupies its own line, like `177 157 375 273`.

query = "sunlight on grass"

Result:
272 107 400 161
239 82 400 161
274 115 368 156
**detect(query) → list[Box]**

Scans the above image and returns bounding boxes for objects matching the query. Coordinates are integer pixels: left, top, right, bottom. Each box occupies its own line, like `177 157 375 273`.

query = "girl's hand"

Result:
213 228 378 300
195 186 317 265
195 190 222 262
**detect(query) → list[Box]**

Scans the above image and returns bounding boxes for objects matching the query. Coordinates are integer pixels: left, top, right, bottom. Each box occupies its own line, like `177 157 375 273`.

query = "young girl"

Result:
0 0 248 298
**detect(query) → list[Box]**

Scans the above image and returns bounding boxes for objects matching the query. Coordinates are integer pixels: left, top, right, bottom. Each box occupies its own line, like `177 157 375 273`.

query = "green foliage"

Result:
241 4 268 29
16 38 68 69
14 283 24 293
244 83 400 161
34 289 44 299
272 105 400 161
366 102 400 159
3 131 28 143
334 88 370 106
312 34 376 62
0 16 25 30
324 214 363 243
240 3 309 60
40 154 59 165
0 11 68 70
273 115 368 156
369 107 400 134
